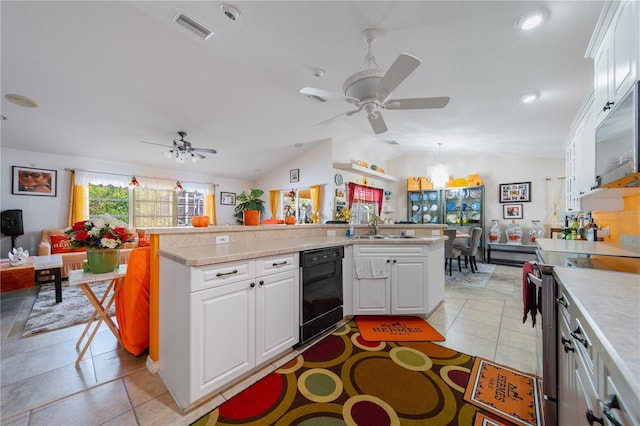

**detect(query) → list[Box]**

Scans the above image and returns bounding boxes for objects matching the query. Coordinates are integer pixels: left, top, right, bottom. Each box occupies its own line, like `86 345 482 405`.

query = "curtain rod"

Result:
64 168 218 187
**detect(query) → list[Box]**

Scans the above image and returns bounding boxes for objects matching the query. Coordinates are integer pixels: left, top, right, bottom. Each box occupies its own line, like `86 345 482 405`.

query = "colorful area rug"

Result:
22 281 113 336
446 263 496 288
355 315 445 342
192 320 515 425
464 357 542 426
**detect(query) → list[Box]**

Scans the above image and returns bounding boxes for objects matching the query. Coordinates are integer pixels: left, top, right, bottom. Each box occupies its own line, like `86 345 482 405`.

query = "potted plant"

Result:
284 189 297 225
234 188 266 226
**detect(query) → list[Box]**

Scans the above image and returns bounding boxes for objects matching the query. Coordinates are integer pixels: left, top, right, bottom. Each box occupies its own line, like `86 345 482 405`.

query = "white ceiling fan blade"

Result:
385 96 450 110
141 140 173 148
192 147 217 154
300 87 359 104
376 53 421 103
315 107 362 127
368 111 388 134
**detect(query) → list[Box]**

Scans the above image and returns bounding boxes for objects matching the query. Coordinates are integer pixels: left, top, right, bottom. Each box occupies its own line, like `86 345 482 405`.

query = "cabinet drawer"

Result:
354 244 426 257
572 316 595 376
557 287 571 323
601 374 636 425
190 260 256 292
255 252 298 276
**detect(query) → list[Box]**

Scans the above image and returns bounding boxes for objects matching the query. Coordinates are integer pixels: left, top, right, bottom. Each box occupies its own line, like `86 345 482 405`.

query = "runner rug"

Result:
192 320 519 425
355 315 445 342
464 357 543 426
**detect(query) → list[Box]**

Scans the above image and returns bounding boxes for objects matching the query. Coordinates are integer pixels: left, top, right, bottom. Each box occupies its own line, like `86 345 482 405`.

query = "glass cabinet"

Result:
407 190 442 223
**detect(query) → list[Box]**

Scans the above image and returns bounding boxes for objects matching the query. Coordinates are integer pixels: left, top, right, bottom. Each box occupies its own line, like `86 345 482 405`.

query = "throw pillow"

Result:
50 235 72 254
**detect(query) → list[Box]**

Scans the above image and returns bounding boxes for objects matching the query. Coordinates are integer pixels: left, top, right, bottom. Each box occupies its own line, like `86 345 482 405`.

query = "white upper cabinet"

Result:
589 0 639 126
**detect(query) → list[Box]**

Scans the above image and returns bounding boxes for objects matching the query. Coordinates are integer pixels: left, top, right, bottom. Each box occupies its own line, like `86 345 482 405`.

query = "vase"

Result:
243 210 261 226
529 220 544 243
506 220 522 245
489 219 501 242
86 248 120 274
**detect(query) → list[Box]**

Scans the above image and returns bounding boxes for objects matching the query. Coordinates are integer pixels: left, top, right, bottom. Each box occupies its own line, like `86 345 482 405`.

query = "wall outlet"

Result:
327 230 336 236
404 229 415 236
216 235 229 244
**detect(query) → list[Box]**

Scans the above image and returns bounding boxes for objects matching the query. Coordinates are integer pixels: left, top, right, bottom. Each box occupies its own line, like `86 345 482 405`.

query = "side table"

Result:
68 265 127 366
34 254 63 303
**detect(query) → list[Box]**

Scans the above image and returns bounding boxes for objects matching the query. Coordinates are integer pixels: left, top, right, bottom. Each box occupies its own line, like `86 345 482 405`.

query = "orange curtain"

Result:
67 170 88 226
310 185 321 224
204 192 217 225
269 190 280 219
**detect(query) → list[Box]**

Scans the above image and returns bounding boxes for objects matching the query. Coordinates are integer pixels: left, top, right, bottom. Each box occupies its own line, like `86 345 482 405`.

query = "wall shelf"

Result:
333 163 398 182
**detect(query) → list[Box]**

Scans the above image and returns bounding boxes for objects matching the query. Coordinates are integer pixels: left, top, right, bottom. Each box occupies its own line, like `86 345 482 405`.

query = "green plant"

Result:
234 188 266 224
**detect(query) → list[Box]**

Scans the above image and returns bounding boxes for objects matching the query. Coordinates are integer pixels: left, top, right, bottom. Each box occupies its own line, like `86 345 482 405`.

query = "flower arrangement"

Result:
336 208 351 222
65 214 132 249
284 189 296 217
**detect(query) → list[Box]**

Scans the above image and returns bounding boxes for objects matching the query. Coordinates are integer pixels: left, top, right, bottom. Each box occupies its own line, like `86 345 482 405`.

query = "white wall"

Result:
0 148 253 254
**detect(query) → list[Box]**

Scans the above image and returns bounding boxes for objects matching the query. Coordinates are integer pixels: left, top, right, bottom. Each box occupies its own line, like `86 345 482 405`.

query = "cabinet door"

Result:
353 258 390 315
594 37 612 124
558 314 576 425
255 269 299 365
390 257 427 315
611 0 636 101
190 279 256 401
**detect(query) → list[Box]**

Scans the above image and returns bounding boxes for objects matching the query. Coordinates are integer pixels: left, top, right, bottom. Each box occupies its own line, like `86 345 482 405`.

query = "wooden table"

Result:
68 265 127 366
0 258 35 292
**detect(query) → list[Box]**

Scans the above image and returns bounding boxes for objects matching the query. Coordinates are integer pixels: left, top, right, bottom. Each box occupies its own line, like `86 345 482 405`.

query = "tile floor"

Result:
1 263 542 425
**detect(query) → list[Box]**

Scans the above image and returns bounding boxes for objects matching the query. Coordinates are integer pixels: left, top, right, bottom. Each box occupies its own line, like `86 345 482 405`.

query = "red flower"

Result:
113 227 129 241
74 230 90 241
71 221 87 231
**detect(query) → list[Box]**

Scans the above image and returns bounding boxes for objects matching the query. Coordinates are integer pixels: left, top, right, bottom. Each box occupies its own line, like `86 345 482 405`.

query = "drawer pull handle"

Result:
216 269 239 277
556 297 568 308
272 261 288 266
571 326 588 348
561 336 574 353
603 395 623 426
586 409 603 425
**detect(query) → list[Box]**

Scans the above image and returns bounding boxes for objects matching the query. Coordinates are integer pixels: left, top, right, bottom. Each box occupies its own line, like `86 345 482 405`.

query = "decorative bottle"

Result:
529 220 543 243
489 220 501 243
506 220 522 245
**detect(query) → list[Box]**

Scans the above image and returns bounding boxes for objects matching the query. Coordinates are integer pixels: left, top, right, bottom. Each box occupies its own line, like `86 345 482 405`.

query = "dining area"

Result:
444 226 483 275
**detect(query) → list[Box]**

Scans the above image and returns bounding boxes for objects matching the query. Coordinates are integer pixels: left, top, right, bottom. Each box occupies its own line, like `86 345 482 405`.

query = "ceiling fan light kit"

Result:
300 27 450 134
143 131 217 163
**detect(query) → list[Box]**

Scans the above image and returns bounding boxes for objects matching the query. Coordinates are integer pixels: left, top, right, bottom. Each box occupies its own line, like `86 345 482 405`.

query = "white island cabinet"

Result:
158 253 299 411
352 242 444 316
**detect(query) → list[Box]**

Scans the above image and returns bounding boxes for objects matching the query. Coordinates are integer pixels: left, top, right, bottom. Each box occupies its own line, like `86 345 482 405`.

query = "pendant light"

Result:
432 143 449 188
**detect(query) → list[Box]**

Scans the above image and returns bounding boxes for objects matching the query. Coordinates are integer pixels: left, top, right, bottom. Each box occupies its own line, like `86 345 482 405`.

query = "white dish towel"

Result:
354 258 390 279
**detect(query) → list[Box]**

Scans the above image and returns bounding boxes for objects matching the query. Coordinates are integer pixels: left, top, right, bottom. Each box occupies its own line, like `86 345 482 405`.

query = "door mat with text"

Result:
355 315 445 342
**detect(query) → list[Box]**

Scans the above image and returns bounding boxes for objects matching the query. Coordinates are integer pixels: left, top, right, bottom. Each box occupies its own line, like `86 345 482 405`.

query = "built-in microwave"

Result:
595 80 640 188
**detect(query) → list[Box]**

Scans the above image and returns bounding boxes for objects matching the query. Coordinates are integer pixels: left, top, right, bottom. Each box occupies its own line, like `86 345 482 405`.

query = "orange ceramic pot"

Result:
284 216 296 225
243 210 261 226
191 216 210 227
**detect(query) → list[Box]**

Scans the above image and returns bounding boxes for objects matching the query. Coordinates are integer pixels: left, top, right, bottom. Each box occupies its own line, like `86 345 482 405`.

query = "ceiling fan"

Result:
300 28 450 134
142 131 217 162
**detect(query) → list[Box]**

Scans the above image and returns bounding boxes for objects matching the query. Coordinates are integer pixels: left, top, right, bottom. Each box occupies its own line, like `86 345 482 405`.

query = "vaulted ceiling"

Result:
1 1 603 180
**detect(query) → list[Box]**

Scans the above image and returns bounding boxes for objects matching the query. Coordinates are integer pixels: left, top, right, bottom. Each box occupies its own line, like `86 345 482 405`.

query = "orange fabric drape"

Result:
309 185 321 224
269 190 280 219
204 192 217 225
67 170 89 226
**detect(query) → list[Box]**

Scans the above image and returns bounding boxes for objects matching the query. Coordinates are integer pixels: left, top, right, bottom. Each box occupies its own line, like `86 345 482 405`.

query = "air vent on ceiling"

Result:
174 12 214 40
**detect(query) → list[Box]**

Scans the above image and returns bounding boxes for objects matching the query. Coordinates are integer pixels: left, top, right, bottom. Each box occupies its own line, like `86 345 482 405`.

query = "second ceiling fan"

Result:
300 28 450 135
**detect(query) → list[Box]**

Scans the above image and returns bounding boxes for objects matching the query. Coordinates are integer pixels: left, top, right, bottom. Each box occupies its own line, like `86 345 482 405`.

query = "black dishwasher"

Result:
299 246 344 345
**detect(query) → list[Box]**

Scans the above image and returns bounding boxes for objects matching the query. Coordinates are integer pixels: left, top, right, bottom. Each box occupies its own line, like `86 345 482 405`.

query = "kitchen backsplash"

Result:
592 192 640 243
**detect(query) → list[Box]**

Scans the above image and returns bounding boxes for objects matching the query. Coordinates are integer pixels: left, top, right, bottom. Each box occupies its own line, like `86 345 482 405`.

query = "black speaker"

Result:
1 209 24 237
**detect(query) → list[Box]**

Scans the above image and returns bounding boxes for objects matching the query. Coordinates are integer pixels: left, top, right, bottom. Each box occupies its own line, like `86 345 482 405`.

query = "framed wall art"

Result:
290 168 299 183
503 203 523 219
499 181 531 203
220 192 236 205
12 166 57 197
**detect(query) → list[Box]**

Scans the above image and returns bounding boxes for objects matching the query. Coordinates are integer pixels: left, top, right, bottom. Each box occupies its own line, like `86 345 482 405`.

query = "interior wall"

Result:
592 192 640 243
0 148 252 255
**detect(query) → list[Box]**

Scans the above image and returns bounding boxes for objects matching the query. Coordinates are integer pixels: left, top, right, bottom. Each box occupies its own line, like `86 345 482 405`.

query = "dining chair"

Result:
456 227 483 273
443 228 461 276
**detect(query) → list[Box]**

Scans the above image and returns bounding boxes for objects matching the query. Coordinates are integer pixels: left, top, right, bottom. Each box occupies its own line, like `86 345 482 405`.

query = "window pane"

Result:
133 188 175 227
88 184 129 224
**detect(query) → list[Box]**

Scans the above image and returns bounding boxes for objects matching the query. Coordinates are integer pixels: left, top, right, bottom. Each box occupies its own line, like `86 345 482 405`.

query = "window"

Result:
281 188 313 224
88 184 129 224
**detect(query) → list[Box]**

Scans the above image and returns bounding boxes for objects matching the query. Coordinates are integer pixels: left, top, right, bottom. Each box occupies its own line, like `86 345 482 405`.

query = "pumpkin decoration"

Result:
191 216 210 227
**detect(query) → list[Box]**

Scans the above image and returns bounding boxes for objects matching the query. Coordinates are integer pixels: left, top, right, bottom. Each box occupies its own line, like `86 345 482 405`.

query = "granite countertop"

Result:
537 238 640 258
158 236 446 266
553 267 640 402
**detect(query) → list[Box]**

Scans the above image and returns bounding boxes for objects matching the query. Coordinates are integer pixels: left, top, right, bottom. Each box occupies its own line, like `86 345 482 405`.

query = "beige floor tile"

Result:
457 306 502 327
92 347 147 383
464 298 505 310
449 316 501 341
29 380 132 426
440 329 497 360
495 344 539 376
123 368 168 408
101 410 138 426
134 391 194 426
498 328 538 353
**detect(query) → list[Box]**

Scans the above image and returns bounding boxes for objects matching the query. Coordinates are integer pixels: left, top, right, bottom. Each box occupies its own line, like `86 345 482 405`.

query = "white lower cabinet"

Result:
352 242 444 316
159 253 299 410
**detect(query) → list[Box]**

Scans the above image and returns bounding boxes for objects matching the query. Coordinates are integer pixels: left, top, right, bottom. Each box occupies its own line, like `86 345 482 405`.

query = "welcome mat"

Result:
464 357 542 426
355 315 445 342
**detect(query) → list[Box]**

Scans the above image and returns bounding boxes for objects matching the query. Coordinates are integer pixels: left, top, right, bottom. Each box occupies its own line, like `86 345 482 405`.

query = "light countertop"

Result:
537 238 640 258
553 267 640 402
158 236 445 267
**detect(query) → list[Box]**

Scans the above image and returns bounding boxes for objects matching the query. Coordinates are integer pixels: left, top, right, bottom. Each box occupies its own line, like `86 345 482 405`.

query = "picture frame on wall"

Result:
220 192 236 205
499 181 531 203
290 168 299 183
503 203 523 219
12 166 57 197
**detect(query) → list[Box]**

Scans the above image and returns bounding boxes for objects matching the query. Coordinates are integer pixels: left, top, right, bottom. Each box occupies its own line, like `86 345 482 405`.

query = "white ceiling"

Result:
1 1 603 180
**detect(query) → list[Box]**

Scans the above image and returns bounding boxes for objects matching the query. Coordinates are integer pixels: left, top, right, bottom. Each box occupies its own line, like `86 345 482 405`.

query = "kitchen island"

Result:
536 238 640 273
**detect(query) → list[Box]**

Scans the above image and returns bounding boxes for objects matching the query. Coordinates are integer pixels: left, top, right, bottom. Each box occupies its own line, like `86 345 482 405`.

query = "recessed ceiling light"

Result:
5 94 39 108
515 10 548 31
520 91 540 103
220 4 241 21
